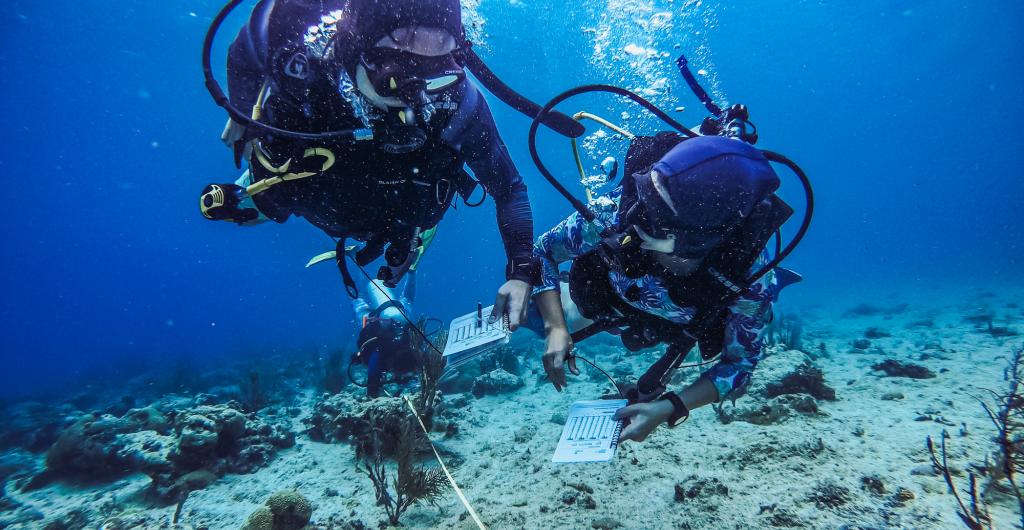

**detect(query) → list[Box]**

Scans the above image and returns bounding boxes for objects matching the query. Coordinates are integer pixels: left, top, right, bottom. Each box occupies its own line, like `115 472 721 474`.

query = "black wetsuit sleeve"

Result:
449 84 540 284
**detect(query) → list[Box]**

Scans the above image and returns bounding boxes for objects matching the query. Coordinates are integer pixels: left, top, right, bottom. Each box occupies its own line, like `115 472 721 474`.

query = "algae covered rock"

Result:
712 349 830 425
306 392 436 457
167 401 293 476
872 359 936 379
34 397 294 503
171 403 248 464
0 401 76 453
241 491 313 530
114 430 175 476
765 362 836 401
45 412 145 476
307 393 406 443
471 368 524 397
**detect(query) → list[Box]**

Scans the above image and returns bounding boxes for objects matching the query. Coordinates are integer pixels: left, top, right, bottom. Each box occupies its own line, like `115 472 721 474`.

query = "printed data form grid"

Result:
552 399 628 463
442 305 511 368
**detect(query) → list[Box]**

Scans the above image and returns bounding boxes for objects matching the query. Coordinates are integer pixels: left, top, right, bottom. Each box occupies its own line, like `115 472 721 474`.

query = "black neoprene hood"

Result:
633 136 781 259
347 0 465 51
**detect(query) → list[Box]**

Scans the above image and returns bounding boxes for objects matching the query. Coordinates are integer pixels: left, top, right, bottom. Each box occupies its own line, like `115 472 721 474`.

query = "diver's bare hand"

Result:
542 327 577 391
490 279 530 331
615 400 674 443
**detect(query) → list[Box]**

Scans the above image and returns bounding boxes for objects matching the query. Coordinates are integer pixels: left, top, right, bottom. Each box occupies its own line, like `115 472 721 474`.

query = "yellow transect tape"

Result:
383 389 488 530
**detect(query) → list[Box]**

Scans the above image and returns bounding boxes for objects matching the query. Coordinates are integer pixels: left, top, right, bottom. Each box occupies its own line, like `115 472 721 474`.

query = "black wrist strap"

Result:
659 392 690 427
506 257 541 285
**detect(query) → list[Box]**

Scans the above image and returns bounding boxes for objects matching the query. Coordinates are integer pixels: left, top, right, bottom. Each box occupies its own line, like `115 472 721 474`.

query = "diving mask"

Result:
360 47 465 106
629 170 735 262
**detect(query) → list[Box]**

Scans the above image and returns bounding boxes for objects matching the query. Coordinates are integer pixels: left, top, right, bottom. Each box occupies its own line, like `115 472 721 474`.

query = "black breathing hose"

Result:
526 83 813 286
463 48 585 138
747 150 814 284
202 0 364 141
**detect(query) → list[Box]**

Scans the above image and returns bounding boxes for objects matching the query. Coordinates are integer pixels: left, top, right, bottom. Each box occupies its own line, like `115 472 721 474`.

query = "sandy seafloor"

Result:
2 283 1023 529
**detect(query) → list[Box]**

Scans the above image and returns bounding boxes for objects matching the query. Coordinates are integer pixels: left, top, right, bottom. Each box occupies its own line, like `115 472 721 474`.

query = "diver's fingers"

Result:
506 290 525 331
619 423 641 442
613 404 640 421
567 354 580 376
542 352 566 392
489 290 509 324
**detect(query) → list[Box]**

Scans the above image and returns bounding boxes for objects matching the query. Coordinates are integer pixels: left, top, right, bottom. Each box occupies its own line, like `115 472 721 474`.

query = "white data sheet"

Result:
552 399 628 463
441 305 510 369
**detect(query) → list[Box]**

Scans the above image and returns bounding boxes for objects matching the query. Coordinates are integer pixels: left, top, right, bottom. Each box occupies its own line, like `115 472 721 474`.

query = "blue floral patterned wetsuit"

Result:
533 193 780 400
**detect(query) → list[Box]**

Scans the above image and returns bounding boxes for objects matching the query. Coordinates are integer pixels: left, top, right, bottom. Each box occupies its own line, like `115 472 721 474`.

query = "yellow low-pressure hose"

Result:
251 80 270 121
569 112 635 203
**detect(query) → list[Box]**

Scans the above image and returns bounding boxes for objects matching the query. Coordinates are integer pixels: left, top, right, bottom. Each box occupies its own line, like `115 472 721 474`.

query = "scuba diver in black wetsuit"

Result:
197 0 584 326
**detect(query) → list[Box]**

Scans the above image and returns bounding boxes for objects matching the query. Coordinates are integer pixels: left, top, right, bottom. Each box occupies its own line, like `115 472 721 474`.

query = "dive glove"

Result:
199 183 258 223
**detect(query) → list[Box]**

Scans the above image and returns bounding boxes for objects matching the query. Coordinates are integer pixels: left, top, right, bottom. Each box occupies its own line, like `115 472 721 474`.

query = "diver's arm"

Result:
696 272 774 403
532 193 619 296
454 85 539 286
533 208 615 390
615 379 718 442
536 289 576 392
616 263 775 442
453 85 536 330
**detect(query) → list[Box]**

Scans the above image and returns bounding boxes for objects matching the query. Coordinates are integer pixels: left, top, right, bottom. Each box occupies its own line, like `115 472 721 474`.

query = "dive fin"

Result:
771 267 802 301
306 251 338 268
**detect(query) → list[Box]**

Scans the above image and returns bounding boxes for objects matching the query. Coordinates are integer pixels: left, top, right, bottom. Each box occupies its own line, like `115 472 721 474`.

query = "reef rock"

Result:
471 368 524 397
715 394 820 425
307 392 438 458
169 404 248 468
44 409 169 477
0 401 75 453
710 349 830 425
31 399 293 502
674 476 730 502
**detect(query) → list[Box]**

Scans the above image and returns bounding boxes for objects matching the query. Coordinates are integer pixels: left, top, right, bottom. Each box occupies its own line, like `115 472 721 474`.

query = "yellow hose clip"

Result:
248 146 336 196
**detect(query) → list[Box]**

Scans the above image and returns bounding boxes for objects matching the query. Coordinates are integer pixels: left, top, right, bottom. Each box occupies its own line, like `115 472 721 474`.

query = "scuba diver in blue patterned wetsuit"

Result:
517 48 812 442
197 0 588 327
532 133 805 442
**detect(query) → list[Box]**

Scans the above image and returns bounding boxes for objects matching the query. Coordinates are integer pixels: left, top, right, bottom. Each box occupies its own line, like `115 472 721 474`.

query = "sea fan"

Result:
927 344 1024 529
360 417 447 525
412 318 447 425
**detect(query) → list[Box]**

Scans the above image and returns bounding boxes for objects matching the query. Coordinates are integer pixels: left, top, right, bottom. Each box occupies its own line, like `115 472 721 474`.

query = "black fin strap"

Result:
335 239 360 299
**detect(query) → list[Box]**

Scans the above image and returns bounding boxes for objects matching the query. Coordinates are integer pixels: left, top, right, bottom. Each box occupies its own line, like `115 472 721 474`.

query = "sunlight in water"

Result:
575 0 726 188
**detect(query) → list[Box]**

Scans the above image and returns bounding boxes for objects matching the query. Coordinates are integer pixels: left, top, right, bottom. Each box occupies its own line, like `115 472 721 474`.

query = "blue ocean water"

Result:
0 0 1020 403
